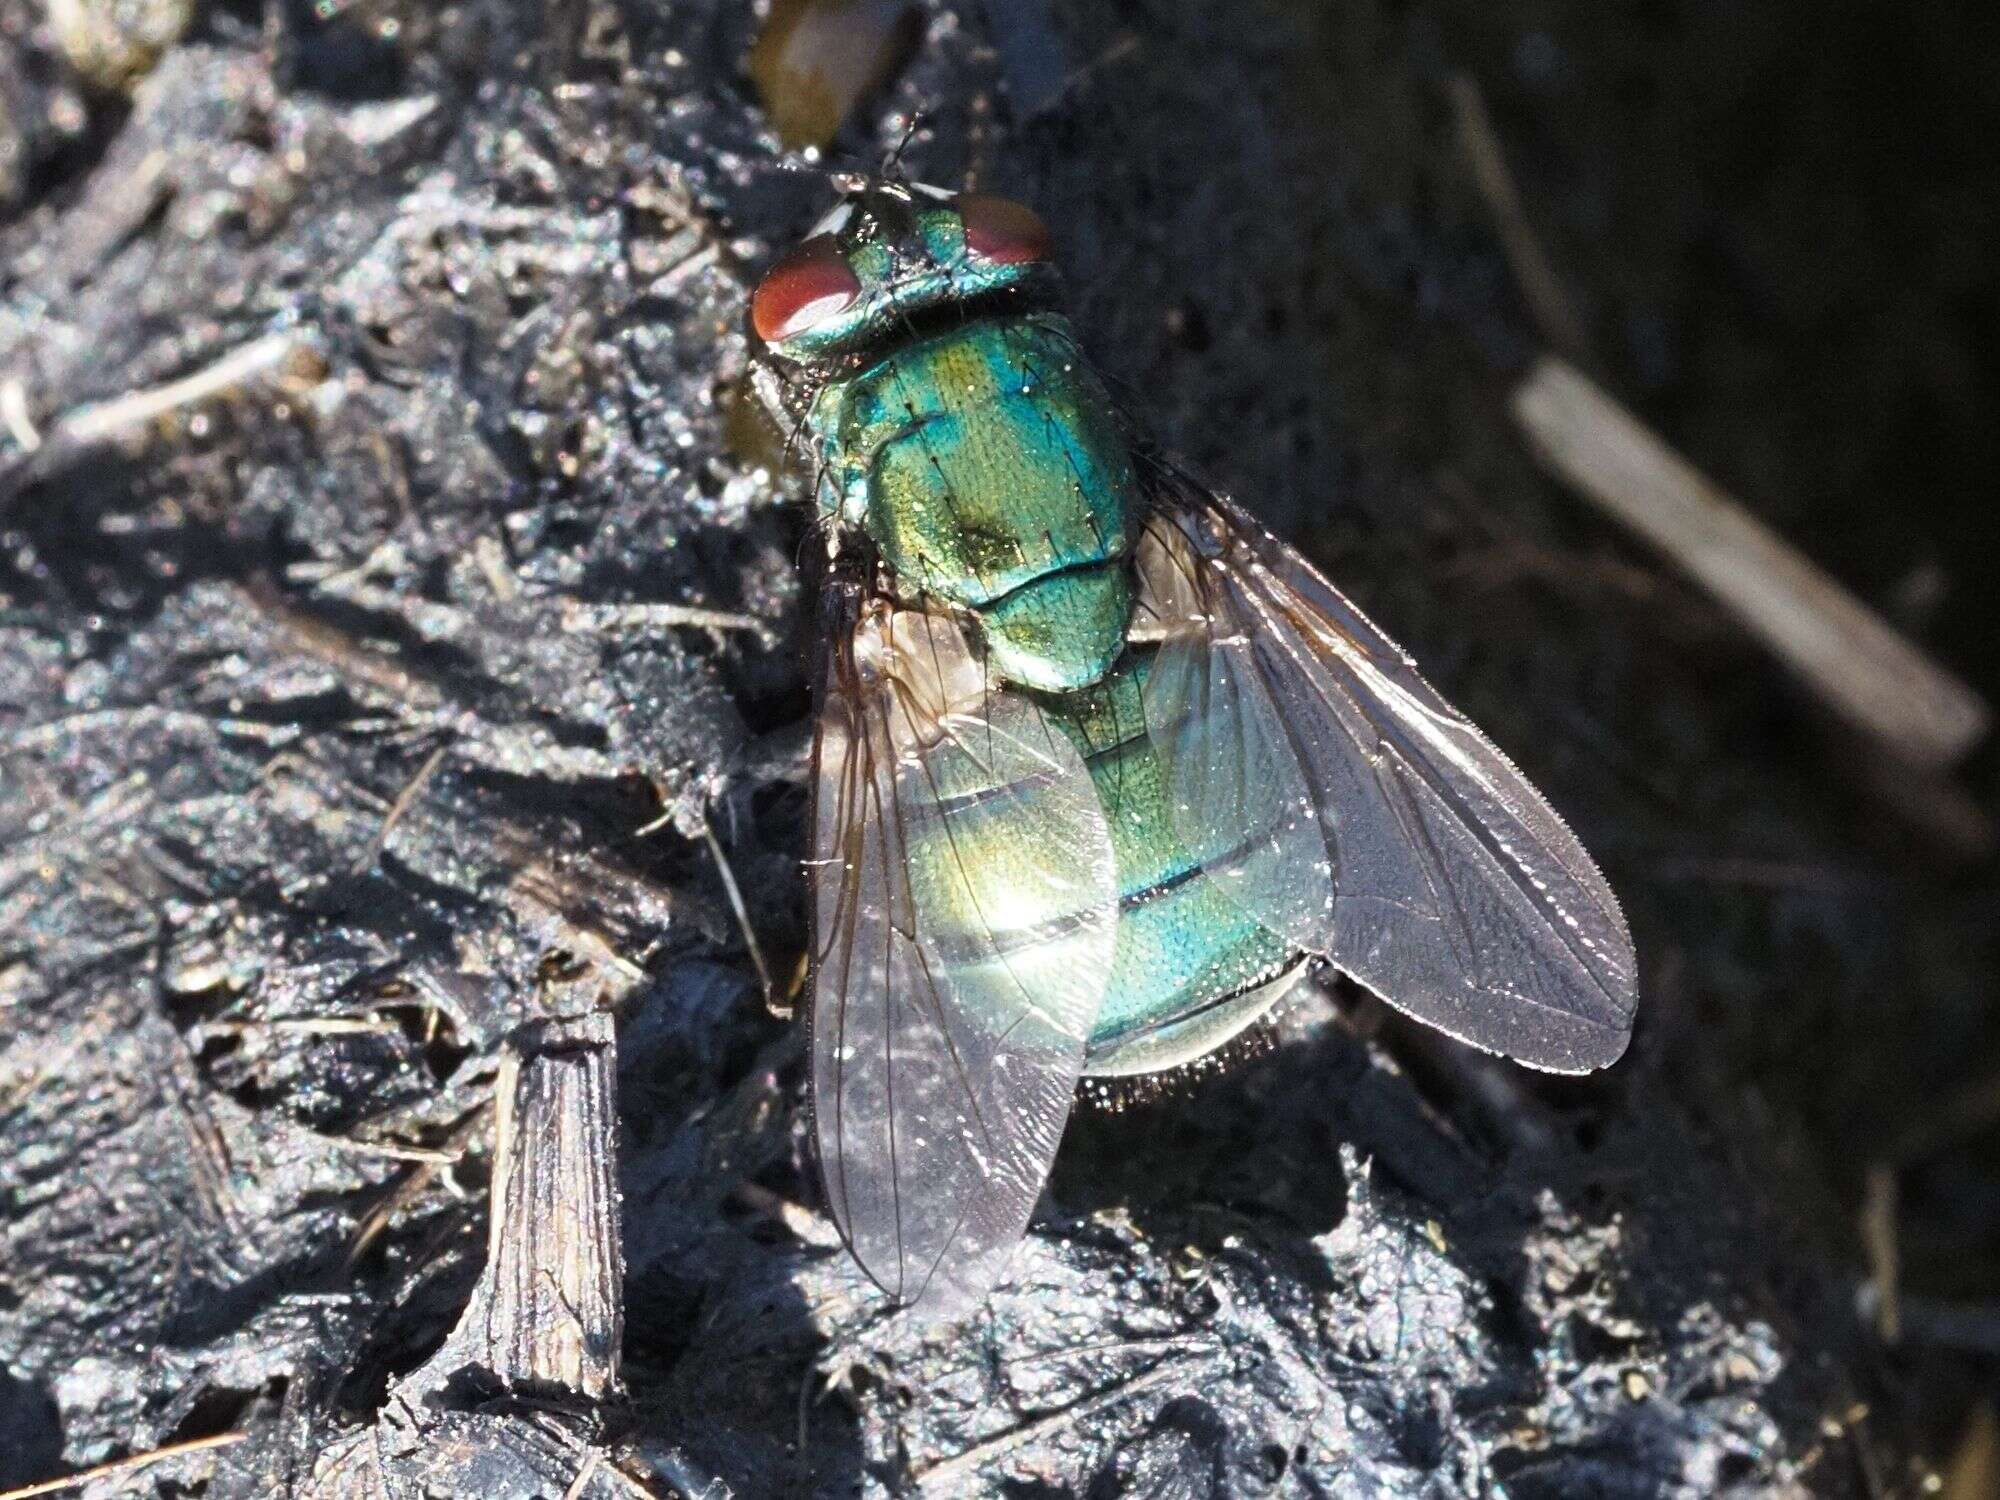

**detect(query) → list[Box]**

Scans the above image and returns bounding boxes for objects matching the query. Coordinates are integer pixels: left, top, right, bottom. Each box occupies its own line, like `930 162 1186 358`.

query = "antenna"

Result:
880 110 928 182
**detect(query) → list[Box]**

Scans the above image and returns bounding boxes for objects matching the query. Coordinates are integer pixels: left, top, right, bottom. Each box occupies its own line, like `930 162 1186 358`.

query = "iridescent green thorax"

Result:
808 314 1138 691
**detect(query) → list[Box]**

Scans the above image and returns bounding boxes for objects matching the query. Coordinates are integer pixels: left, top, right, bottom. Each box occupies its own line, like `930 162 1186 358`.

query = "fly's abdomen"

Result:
895 715 1128 1045
1045 654 1303 1075
900 650 1303 1078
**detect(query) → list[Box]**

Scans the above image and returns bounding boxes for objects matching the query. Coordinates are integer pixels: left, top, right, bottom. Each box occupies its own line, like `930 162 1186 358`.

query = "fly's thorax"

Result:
810 313 1141 691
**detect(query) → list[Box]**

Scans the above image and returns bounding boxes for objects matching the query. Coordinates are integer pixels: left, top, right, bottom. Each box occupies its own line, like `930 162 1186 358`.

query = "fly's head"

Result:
748 180 1056 380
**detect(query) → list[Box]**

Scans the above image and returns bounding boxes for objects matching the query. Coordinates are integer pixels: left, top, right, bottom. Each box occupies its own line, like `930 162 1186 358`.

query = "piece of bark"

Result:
403 1012 624 1404
306 1013 636 1500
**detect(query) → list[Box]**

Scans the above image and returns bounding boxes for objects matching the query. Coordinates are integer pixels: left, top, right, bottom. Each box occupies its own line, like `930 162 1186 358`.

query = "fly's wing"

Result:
1137 496 1637 1072
811 591 1118 1313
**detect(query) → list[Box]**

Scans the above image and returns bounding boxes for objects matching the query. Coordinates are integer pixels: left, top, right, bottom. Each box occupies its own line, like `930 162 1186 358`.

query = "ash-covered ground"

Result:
2 0 1994 1495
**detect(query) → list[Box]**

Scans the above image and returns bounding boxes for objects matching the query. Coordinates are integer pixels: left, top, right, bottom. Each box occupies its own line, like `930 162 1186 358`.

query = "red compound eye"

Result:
751 234 862 343
956 193 1052 265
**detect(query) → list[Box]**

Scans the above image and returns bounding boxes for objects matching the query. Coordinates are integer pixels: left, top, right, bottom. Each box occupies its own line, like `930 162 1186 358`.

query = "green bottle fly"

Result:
752 180 1637 1312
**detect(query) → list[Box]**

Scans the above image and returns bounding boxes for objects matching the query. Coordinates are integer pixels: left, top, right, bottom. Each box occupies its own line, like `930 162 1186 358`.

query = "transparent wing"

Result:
1137 495 1637 1072
811 592 1118 1313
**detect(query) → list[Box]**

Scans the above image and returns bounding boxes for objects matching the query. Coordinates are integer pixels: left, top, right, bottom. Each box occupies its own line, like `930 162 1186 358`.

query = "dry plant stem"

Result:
0 380 39 449
562 1451 604 1500
700 812 777 1007
1861 1163 1901 1343
561 600 774 643
54 332 303 445
357 741 451 872
307 1017 631 1496
0 1431 247 1500
1512 356 1991 770
1943 1402 1999 1500
1448 74 1593 364
448 1012 625 1398
346 1100 492 1266
1 332 313 503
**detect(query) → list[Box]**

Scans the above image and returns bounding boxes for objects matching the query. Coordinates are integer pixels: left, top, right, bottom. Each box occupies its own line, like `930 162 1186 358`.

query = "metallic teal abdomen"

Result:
1041 653 1300 1074
893 647 1300 1076
812 314 1137 691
